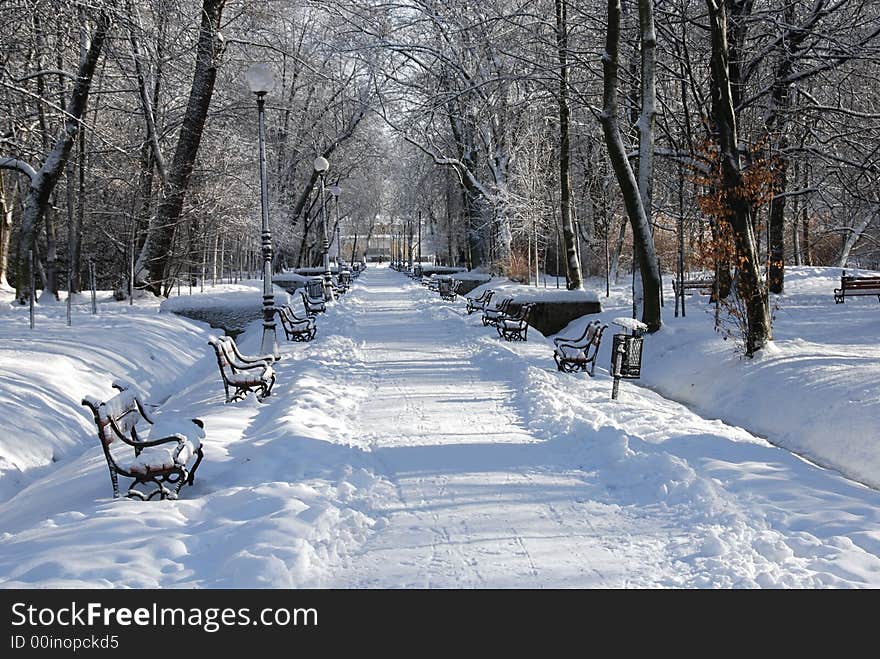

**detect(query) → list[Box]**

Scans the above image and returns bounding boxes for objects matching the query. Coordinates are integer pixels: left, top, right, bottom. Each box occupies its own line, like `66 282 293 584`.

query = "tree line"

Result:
2 0 878 355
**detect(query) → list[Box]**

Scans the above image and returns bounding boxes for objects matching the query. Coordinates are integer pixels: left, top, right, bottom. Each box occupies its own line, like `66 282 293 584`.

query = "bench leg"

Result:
187 447 205 486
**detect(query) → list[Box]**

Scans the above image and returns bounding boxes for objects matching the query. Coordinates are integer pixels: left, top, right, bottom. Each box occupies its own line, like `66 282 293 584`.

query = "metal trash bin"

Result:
610 317 647 400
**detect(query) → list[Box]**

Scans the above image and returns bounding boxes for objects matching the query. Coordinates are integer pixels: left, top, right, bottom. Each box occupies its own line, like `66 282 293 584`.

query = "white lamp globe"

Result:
246 63 275 95
313 156 329 174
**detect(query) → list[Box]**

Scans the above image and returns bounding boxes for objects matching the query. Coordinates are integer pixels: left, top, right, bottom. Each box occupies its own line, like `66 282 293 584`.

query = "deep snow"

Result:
1 265 879 588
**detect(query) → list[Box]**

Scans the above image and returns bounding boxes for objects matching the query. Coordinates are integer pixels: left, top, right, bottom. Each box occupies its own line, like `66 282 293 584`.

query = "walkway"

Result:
322 267 880 587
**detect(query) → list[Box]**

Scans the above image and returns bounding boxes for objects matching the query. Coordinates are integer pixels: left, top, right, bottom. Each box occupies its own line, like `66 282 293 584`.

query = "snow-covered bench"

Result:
275 305 317 342
671 277 715 297
496 303 534 341
439 279 461 301
466 289 494 315
299 289 326 315
834 271 880 303
482 296 514 327
82 382 205 500
208 336 276 402
553 320 608 376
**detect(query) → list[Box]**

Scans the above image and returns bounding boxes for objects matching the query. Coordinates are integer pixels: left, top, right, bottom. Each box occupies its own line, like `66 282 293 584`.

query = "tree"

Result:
599 0 662 332
136 0 226 295
0 8 110 303
705 0 771 356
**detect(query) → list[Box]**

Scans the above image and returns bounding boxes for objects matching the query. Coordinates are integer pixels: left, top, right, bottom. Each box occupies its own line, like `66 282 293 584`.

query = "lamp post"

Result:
246 63 279 360
329 184 341 267
313 156 334 300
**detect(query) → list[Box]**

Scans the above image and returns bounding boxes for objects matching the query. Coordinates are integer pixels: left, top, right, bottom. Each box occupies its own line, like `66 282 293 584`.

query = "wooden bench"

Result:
439 279 461 301
553 320 608 376
276 305 317 342
208 336 276 402
671 277 716 297
834 270 880 303
299 289 326 315
306 278 324 299
482 296 514 327
496 303 534 341
466 289 495 315
82 382 205 500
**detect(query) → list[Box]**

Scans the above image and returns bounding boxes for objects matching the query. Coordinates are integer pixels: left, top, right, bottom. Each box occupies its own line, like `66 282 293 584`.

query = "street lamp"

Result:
313 156 334 300
246 63 279 360
329 184 341 267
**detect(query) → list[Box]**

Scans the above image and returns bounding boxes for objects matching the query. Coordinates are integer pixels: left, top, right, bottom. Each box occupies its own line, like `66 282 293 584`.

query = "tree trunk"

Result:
555 0 582 289
706 0 771 356
0 171 12 289
791 157 801 266
599 0 662 332
835 214 874 267
2 10 109 303
634 0 658 316
139 0 226 294
610 213 626 283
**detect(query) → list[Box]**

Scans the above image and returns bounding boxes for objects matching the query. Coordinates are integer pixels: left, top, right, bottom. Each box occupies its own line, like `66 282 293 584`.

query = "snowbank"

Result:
466 279 600 303
558 266 880 489
451 271 492 282
0 298 214 502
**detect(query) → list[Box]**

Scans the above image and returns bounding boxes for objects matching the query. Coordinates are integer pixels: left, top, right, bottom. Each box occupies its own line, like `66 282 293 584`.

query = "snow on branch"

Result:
0 157 37 183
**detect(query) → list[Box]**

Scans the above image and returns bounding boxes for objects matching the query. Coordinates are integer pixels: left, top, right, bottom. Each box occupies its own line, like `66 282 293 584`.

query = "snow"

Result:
612 317 648 332
159 280 291 314
452 271 492 282
554 266 880 491
271 272 312 283
1 264 880 588
466 279 601 303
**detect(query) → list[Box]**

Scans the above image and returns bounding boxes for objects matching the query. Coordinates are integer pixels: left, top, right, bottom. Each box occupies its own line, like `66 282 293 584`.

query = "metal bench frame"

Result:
82 383 205 500
553 320 608 376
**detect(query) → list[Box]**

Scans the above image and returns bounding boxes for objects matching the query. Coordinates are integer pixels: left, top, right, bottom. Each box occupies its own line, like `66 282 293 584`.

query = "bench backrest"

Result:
210 336 251 376
82 386 147 447
307 278 323 298
300 290 324 308
509 303 532 322
841 277 880 287
491 297 513 313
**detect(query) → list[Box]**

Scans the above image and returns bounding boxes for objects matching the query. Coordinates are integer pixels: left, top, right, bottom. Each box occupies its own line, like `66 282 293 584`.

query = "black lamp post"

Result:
246 63 279 359
329 184 341 267
313 156 334 300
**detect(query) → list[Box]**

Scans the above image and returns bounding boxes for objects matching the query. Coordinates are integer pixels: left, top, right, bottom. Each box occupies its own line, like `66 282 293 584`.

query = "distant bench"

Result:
209 336 276 403
671 277 715 297
552 320 608 376
834 271 880 303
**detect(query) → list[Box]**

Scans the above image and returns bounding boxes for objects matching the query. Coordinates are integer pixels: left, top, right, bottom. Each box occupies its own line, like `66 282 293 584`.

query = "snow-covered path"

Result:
3 265 880 588
328 274 648 587
322 267 880 587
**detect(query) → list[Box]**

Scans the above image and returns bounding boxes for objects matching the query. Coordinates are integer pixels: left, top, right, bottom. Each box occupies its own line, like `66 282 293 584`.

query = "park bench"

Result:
671 277 716 298
82 382 205 500
834 270 880 303
466 289 495 315
306 278 325 299
439 279 461 301
552 320 609 376
421 275 440 292
276 305 317 342
496 303 534 341
300 289 326 315
208 336 276 402
338 271 352 291
482 296 515 327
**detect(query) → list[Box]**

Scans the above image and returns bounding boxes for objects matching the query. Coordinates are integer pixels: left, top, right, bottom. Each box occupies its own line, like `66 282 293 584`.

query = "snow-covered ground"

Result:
562 266 880 490
1 265 879 587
